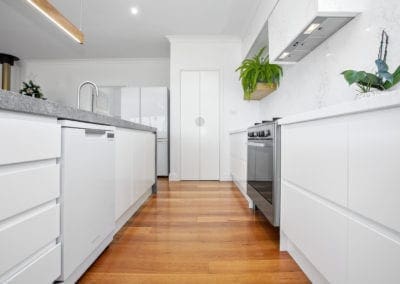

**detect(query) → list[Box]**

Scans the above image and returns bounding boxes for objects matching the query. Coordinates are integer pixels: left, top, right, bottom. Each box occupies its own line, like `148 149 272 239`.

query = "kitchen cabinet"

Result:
282 118 348 206
348 218 400 284
115 128 156 222
229 130 249 203
115 128 136 220
348 108 400 232
281 183 348 284
118 87 169 177
0 111 61 284
280 97 400 283
181 70 220 180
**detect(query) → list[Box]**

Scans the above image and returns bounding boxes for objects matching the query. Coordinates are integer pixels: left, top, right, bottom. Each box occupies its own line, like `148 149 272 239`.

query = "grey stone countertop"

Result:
0 90 156 133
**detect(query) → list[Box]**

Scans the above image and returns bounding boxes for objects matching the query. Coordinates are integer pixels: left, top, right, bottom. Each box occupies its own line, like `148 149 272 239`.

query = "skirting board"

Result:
280 231 329 284
114 188 152 234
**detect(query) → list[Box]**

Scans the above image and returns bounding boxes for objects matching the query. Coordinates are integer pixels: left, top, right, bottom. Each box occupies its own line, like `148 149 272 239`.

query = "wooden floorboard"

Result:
79 179 310 284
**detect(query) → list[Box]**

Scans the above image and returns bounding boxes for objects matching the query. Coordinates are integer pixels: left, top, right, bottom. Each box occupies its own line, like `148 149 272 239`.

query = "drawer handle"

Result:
85 129 106 136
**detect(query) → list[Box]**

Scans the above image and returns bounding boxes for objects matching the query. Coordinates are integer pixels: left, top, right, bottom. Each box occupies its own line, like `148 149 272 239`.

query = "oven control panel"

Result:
248 123 275 140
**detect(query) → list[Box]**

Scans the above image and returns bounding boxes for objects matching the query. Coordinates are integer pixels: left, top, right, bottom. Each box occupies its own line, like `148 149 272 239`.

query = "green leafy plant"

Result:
342 30 400 93
19 80 44 99
236 47 283 100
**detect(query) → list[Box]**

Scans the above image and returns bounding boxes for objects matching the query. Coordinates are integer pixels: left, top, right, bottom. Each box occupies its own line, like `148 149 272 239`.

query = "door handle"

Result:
195 117 205 127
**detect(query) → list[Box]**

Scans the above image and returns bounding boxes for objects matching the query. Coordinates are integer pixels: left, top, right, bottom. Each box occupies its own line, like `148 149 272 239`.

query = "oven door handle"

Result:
247 141 270 148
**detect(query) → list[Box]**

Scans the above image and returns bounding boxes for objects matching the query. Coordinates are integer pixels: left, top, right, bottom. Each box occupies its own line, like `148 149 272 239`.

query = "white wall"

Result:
18 58 170 107
259 0 400 120
168 36 260 181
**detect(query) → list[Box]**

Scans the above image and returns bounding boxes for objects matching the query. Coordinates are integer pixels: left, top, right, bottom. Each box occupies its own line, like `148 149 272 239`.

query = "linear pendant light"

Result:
27 0 84 44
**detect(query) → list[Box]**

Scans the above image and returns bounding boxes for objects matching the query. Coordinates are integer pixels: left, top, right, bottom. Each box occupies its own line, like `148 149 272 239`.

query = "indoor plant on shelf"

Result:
236 47 283 100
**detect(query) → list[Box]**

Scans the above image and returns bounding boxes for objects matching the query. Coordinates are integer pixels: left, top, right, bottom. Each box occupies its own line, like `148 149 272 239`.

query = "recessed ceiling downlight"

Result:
131 6 139 15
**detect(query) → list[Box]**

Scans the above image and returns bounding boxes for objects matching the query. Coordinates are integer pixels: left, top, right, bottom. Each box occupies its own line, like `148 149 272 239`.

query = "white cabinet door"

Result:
0 115 60 166
141 87 168 139
281 183 348 284
145 132 156 190
181 71 201 180
180 71 220 180
0 204 60 276
0 163 59 222
282 118 348 206
120 87 141 123
115 128 135 220
348 109 400 232
6 244 61 284
157 140 168 176
348 218 400 284
199 71 219 180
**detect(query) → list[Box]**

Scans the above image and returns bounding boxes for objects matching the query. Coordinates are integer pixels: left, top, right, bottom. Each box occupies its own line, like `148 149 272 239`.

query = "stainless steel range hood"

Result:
275 16 354 63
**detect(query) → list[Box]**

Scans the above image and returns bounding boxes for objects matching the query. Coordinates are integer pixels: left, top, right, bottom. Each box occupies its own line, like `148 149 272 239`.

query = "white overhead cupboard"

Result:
180 70 220 180
279 95 400 284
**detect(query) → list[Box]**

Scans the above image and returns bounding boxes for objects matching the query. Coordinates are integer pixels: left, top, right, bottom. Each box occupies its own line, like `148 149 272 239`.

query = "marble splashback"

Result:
259 0 400 120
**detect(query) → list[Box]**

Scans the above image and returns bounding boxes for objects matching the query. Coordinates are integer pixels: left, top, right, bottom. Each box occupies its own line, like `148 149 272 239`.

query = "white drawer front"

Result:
0 164 60 221
281 183 348 284
0 118 61 166
282 119 348 206
0 204 60 276
6 244 61 284
349 109 400 232
348 219 400 284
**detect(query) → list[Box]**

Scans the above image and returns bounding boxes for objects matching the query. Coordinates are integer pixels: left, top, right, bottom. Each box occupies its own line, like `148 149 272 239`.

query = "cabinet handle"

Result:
195 117 205 127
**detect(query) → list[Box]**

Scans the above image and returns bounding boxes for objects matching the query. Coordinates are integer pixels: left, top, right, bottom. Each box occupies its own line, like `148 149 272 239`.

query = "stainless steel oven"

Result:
247 121 281 227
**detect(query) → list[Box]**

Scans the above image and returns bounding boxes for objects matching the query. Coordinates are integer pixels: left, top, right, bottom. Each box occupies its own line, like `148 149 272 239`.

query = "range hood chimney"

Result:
0 53 19 91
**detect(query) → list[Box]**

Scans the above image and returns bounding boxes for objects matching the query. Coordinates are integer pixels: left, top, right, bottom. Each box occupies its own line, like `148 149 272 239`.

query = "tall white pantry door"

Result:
180 70 220 180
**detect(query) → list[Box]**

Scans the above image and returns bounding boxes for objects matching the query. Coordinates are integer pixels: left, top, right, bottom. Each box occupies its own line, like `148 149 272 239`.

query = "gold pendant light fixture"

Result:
27 0 84 44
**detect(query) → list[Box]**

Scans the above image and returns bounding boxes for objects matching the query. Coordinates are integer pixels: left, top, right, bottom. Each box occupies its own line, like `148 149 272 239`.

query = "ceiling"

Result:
0 0 261 59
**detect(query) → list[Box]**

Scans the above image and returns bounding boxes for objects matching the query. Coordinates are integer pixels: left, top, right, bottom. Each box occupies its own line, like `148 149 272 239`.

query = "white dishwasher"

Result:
59 120 115 283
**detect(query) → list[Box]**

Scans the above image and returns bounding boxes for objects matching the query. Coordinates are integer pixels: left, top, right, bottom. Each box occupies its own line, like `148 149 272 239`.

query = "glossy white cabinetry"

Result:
118 87 169 177
348 108 400 232
115 128 135 220
280 103 400 283
348 219 400 284
0 113 60 166
282 184 347 283
6 244 61 284
282 118 348 206
229 130 250 204
181 70 220 180
140 87 169 139
0 111 61 284
119 87 141 123
115 128 156 224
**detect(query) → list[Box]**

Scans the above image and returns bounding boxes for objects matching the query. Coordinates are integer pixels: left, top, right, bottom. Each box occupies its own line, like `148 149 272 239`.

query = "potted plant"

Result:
236 47 283 100
342 30 400 95
19 80 45 99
